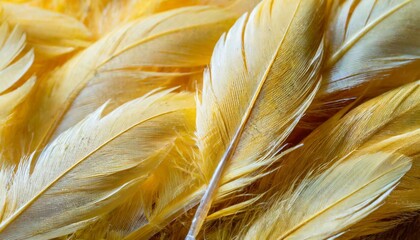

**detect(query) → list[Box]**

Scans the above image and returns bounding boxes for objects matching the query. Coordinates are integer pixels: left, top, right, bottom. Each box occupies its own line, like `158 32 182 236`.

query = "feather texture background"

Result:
0 0 418 239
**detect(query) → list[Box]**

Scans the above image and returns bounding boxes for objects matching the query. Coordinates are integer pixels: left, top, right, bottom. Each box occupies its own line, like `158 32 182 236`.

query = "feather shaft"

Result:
187 0 326 237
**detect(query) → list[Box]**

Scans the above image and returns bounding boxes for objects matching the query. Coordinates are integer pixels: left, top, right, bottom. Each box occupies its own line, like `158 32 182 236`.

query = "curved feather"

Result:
265 81 420 238
187 0 326 237
209 81 420 240
0 90 195 239
243 152 412 240
302 0 420 130
0 2 92 60
69 131 198 240
0 22 35 163
4 0 259 37
358 215 420 240
1 6 235 164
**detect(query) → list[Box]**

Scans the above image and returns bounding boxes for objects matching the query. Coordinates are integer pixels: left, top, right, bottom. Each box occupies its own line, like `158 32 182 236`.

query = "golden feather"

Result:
0 90 195 239
68 131 197 239
264 81 420 239
0 2 92 60
0 22 35 164
0 0 418 239
242 152 412 240
0 6 235 165
302 0 420 131
2 0 260 37
187 0 325 237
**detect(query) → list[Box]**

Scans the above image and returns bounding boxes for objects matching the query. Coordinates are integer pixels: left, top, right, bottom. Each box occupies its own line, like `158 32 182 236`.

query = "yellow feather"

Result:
0 0 418 239
301 0 420 131
358 215 420 240
242 152 412 240
263 81 420 239
0 2 92 60
0 90 195 239
187 0 326 237
2 0 260 37
1 6 235 164
0 22 35 164
70 130 197 239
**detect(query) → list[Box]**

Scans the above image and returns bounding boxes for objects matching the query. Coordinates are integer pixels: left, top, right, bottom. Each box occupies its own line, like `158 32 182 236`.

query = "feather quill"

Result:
106 1 327 237
0 90 195 239
187 0 325 238
0 6 235 164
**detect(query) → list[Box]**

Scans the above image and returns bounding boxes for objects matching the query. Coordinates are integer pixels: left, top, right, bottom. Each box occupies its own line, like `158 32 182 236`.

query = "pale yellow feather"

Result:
0 2 92 60
187 0 326 237
242 152 412 240
301 0 420 131
0 90 195 239
0 5 235 164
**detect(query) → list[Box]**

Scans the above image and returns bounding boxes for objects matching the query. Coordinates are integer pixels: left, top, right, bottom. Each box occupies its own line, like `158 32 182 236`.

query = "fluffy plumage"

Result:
0 0 418 239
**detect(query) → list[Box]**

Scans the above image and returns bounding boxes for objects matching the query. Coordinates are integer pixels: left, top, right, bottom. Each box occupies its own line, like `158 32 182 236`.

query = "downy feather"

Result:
1 6 235 164
302 0 420 131
187 0 326 238
0 90 195 239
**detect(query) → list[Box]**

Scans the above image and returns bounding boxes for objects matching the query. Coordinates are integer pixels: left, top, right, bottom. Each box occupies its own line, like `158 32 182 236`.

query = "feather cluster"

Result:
0 0 418 239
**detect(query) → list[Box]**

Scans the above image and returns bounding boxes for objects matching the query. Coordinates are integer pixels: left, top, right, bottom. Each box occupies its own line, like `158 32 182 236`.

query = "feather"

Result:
148 0 262 15
110 1 327 237
0 2 92 60
301 0 420 131
358 214 420 240
68 131 197 239
0 22 35 163
262 81 420 238
187 0 325 238
0 89 195 239
242 152 412 240
0 5 235 164
3 0 259 37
